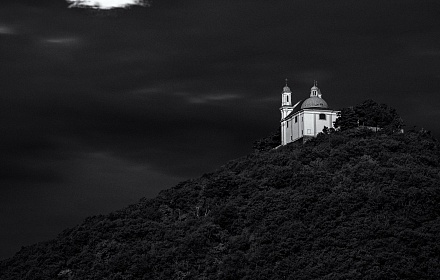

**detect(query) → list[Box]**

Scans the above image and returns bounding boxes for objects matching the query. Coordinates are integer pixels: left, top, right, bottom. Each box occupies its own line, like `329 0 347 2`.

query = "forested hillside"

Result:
1 111 440 279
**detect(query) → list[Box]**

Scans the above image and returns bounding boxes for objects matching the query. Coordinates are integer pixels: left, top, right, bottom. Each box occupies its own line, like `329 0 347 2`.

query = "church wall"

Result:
303 112 315 136
291 112 301 142
281 120 293 145
302 111 338 136
282 110 338 145
280 106 295 145
314 113 326 135
281 121 286 145
281 107 293 119
286 119 293 143
314 111 338 135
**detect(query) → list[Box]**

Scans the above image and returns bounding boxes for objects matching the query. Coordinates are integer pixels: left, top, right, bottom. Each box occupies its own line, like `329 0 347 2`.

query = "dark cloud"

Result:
1 0 440 259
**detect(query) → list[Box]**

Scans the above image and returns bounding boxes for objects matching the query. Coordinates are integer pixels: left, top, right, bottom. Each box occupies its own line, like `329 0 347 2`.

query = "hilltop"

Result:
1 106 440 279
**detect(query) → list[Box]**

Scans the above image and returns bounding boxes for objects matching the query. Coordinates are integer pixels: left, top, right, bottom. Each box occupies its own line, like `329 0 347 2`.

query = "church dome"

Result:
301 96 328 109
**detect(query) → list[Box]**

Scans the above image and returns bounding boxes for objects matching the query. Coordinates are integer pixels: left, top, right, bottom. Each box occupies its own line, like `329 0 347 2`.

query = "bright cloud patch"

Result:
0 25 16 35
66 0 151 9
176 92 243 104
45 37 80 45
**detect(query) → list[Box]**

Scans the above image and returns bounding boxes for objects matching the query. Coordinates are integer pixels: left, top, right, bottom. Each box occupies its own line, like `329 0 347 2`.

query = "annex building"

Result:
280 81 339 145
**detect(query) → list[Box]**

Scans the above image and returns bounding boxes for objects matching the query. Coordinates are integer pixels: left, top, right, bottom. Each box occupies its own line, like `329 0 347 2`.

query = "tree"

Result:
252 128 281 152
335 100 404 132
334 107 358 130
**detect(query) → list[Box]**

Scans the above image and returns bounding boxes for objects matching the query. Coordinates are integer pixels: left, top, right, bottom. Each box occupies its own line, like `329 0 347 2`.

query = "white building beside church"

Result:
280 81 339 145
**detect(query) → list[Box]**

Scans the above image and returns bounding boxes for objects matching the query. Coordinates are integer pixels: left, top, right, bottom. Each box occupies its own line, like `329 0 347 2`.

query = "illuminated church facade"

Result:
280 81 339 145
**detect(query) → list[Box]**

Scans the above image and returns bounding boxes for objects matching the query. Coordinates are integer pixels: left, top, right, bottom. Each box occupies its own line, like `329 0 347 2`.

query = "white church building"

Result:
280 81 339 145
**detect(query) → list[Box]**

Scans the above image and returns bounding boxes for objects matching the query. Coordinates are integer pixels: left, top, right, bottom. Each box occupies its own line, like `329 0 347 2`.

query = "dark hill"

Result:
1 128 440 279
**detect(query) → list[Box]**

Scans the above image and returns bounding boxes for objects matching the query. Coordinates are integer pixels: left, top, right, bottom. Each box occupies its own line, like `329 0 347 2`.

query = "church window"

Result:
286 96 289 102
319 114 326 120
295 116 298 123
287 121 289 128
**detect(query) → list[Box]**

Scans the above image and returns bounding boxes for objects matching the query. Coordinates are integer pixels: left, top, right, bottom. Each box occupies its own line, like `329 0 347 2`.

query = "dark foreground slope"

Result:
1 129 440 279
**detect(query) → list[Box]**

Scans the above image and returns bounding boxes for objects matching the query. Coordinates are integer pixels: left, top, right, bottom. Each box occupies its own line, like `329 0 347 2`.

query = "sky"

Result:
1 0 440 259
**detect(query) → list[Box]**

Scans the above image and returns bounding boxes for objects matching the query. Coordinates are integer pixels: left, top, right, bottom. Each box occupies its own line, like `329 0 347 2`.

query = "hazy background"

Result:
1 0 440 259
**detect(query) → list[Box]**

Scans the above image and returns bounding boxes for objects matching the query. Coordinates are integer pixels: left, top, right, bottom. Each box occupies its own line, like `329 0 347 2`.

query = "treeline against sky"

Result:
1 102 439 279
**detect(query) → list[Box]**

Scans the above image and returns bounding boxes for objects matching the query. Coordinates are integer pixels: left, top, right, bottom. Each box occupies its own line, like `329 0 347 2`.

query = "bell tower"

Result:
310 80 322 98
280 79 293 119
281 79 292 107
280 79 295 146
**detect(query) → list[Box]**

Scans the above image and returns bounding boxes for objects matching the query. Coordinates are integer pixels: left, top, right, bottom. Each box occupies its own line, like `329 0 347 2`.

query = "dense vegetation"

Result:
1 105 440 279
252 129 281 152
334 99 404 132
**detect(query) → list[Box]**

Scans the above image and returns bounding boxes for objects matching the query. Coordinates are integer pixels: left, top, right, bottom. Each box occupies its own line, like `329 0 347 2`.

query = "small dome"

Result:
282 85 291 93
301 96 328 109
282 78 291 93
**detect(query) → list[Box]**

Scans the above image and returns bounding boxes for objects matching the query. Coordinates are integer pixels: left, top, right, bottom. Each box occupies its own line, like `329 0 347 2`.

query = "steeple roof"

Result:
282 78 291 93
301 81 328 109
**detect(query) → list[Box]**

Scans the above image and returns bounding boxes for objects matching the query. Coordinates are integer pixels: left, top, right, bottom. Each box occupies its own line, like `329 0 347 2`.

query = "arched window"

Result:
319 114 326 120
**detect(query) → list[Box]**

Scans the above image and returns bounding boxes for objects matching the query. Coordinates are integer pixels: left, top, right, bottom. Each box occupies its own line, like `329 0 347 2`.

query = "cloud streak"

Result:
66 0 151 9
177 92 243 104
0 24 16 35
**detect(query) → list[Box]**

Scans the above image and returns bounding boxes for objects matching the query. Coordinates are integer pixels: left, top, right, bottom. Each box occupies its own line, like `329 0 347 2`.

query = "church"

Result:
280 80 339 145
